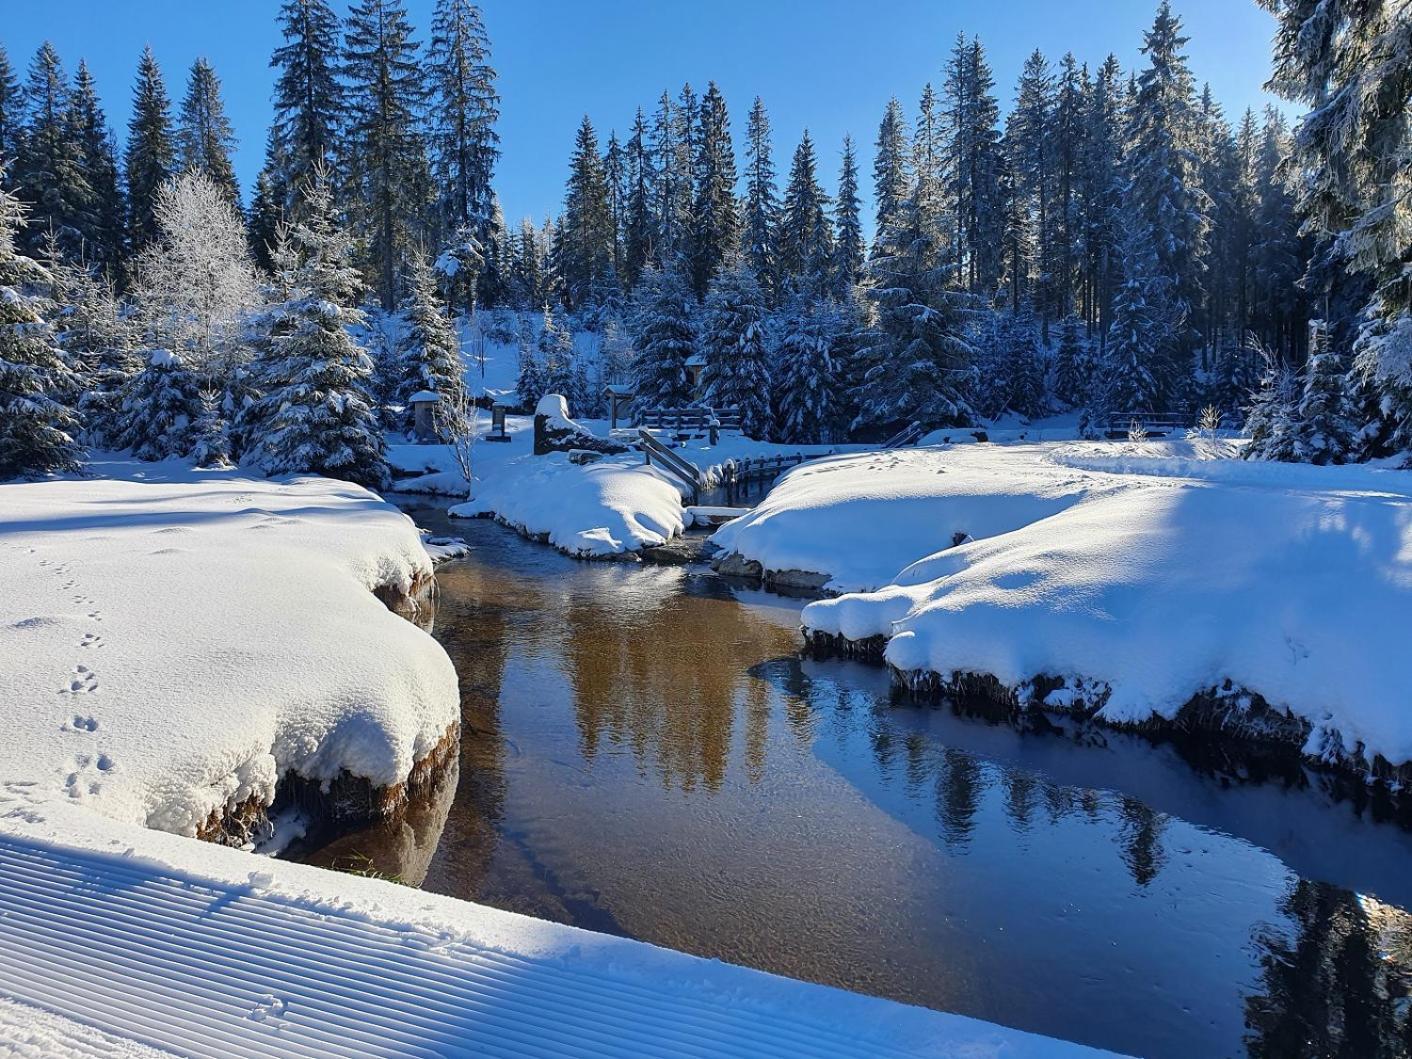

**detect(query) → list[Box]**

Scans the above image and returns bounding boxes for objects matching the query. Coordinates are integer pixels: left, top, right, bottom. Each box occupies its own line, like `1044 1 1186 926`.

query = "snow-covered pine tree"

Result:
427 0 499 251
649 90 691 270
397 252 466 428
14 43 91 260
911 83 946 252
1004 50 1053 320
269 0 342 222
871 98 910 256
1211 337 1262 420
1053 314 1093 407
621 109 654 292
998 312 1048 420
944 36 1005 295
779 131 833 295
631 267 695 411
246 175 388 489
741 97 780 302
687 82 738 298
1094 229 1162 415
1291 323 1356 464
539 305 579 411
189 387 233 468
51 256 135 450
833 136 865 295
514 310 545 409
852 193 978 434
117 349 201 462
1079 55 1125 345
698 266 772 439
69 61 124 277
124 46 176 252
776 310 835 444
1242 348 1299 462
176 58 240 209
0 184 82 478
343 0 432 311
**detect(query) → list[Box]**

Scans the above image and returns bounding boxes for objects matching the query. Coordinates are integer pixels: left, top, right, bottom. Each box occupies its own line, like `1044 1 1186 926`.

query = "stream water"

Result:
304 505 1412 1059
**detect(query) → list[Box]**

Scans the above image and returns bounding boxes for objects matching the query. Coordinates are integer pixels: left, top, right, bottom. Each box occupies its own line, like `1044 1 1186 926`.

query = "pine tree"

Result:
1080 55 1125 345
176 59 240 208
631 267 695 409
777 310 835 444
427 0 499 244
1005 50 1053 320
0 45 22 182
1053 314 1093 407
343 0 432 310
514 310 545 408
55 260 136 449
1095 228 1162 414
649 90 692 270
0 184 82 478
741 97 780 300
397 251 466 425
539 305 579 410
247 175 388 488
269 0 343 220
698 266 772 439
945 36 1004 294
559 116 615 309
68 61 124 275
689 82 738 297
603 130 625 280
871 98 909 255
1125 1 1210 395
996 311 1048 419
911 83 946 247
1250 108 1306 358
1291 323 1356 464
833 136 865 294
1049 53 1085 325
1243 349 1300 462
621 108 654 291
779 131 833 294
15 43 90 259
124 47 176 252
117 348 202 461
190 387 233 468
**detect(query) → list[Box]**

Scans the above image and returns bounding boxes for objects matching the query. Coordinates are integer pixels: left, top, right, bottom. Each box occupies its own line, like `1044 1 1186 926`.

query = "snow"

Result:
0 459 459 837
407 389 440 404
147 348 177 367
779 441 1412 770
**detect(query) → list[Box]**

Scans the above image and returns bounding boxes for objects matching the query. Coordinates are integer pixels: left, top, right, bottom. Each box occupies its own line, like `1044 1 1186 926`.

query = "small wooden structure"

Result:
408 390 441 442
685 354 707 393
486 402 512 442
637 406 743 441
638 429 704 504
718 452 833 505
1101 412 1188 439
605 384 636 431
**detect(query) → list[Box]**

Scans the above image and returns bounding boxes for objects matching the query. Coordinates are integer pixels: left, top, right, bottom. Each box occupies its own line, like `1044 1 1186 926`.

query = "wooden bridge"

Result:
1101 412 1189 439
637 406 743 440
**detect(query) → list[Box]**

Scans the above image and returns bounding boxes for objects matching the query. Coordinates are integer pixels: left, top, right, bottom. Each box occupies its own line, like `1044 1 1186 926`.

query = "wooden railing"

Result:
1101 412 1189 439
638 429 704 504
883 421 925 448
637 406 743 435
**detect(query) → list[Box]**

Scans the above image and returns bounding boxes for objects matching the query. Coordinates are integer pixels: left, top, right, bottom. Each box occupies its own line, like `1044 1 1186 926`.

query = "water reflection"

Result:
303 509 1412 1059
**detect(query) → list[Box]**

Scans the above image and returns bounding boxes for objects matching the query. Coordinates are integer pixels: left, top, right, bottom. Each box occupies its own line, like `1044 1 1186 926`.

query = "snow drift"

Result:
750 443 1412 775
0 463 460 838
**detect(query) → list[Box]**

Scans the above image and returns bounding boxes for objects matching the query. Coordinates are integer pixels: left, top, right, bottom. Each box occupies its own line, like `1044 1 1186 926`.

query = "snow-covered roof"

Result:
408 389 440 404
685 354 707 367
604 383 636 396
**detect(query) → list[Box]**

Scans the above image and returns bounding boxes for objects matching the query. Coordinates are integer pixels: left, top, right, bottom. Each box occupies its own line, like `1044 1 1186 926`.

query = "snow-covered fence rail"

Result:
639 429 705 504
883 422 925 448
720 452 831 505
638 406 742 438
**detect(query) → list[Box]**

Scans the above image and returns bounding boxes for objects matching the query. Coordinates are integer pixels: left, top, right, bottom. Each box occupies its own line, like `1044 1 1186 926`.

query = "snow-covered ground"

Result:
0 459 460 837
716 439 1412 775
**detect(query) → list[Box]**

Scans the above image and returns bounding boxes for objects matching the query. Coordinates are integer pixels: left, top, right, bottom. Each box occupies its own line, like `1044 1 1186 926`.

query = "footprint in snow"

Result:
69 715 99 732
79 632 105 650
59 665 99 696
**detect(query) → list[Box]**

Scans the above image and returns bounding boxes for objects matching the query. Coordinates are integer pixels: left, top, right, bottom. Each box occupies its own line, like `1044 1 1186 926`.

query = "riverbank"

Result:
709 440 1412 789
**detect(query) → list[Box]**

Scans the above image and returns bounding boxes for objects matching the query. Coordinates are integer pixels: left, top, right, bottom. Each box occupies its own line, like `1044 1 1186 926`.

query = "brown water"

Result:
305 508 1412 1059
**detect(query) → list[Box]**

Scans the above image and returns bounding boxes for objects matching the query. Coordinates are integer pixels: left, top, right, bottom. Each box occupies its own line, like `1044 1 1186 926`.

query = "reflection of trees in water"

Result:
937 749 983 850
1118 796 1166 887
1245 881 1412 1058
562 586 798 792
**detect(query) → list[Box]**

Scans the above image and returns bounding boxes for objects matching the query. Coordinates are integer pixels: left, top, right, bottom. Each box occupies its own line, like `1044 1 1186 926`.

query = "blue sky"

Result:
3 1 1284 227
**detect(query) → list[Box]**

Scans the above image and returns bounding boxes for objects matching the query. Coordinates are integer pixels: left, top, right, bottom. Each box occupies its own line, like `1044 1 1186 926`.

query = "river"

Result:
303 505 1412 1058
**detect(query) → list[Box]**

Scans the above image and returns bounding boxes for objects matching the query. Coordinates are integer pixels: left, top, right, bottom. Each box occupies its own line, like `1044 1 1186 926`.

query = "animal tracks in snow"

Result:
59 665 99 696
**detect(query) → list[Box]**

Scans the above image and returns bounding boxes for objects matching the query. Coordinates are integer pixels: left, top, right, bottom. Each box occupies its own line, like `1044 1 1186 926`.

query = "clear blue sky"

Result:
3 0 1284 228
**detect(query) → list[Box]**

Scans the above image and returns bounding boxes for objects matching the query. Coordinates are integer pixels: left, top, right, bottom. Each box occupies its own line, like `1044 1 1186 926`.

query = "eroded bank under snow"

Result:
718 442 1412 781
0 462 460 841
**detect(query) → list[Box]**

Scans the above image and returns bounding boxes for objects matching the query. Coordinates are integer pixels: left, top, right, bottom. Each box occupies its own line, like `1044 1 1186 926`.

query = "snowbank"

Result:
795 443 1412 774
449 450 684 557
0 461 460 838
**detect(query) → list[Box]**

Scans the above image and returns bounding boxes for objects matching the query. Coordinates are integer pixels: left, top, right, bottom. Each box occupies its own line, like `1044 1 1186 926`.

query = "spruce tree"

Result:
514 310 545 408
741 97 780 301
343 0 432 310
911 83 945 246
1053 315 1093 408
0 184 82 478
649 90 692 270
777 310 835 444
945 36 1004 294
871 98 909 255
833 136 865 294
269 0 343 220
1080 55 1125 345
1096 230 1162 415
1243 350 1300 462
698 266 772 439
427 0 499 243
69 61 124 275
397 252 466 424
176 58 240 208
997 312 1048 419
779 131 833 294
124 46 176 252
15 43 90 259
621 109 654 292
117 349 202 462
559 116 615 309
689 81 738 297
1005 50 1053 320
0 45 22 182
631 267 695 410
1292 324 1356 464
539 305 579 410
247 175 388 488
